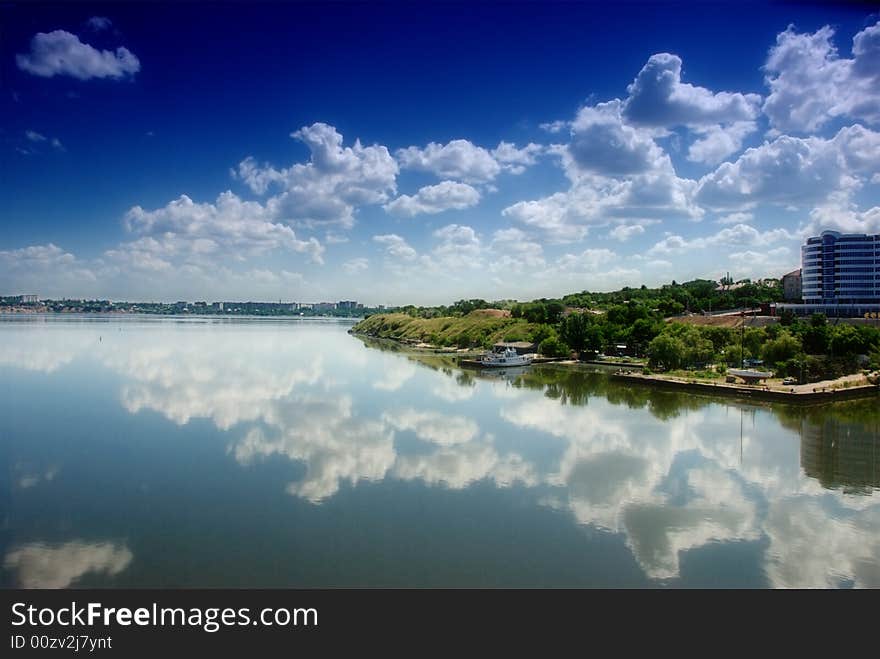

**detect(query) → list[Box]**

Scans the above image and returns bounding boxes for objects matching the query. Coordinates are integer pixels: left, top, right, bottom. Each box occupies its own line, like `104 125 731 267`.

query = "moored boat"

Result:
480 346 532 367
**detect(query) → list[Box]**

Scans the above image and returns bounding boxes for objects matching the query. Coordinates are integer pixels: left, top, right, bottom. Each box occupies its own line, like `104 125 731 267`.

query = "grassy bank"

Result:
355 307 880 380
351 311 549 349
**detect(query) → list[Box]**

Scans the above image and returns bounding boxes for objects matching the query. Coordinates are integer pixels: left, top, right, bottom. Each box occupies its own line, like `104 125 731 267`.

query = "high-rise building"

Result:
802 231 879 305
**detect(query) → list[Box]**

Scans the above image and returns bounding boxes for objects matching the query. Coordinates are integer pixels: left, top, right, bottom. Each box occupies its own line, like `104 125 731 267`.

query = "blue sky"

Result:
2 1 879 304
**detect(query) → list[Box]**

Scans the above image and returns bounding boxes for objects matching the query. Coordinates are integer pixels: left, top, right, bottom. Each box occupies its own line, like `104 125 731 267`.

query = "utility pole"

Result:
740 311 745 369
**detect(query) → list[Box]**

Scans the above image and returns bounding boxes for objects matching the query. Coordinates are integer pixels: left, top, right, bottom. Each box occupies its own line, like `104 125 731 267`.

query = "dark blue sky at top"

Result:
1 1 875 258
0 2 865 242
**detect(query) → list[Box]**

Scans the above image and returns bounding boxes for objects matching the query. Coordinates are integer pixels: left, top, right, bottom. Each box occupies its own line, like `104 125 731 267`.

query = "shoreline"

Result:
352 331 879 404
351 331 646 366
610 371 879 404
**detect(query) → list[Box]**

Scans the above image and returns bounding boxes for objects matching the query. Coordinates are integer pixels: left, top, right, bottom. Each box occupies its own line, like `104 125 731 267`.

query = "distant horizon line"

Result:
2 272 791 309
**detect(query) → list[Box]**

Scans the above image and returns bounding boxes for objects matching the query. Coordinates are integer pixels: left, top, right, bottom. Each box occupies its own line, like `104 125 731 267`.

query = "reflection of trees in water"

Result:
357 336 880 454
456 370 475 387
775 399 880 433
355 335 406 353
356 337 704 418
355 336 468 377
508 368 596 406
647 391 703 421
506 366 708 421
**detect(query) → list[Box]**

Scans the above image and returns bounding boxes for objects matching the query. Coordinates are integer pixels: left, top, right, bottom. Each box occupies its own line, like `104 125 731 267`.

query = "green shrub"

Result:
761 331 801 366
530 324 554 344
539 336 570 358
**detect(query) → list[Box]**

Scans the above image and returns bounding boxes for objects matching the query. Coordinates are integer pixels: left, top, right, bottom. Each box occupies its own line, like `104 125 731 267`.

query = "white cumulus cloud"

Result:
396 139 501 182
763 22 880 132
491 141 544 174
687 121 757 165
236 122 398 229
623 52 761 128
116 191 324 272
384 181 480 217
503 169 700 243
342 257 369 274
16 30 140 80
566 100 669 178
647 223 793 256
373 234 418 262
696 124 880 210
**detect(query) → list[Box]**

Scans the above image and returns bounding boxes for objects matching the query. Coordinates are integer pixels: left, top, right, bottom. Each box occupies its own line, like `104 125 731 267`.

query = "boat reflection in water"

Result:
476 365 531 381
1 317 878 588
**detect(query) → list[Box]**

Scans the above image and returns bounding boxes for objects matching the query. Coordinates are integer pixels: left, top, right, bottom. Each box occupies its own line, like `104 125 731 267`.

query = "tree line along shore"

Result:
351 283 880 388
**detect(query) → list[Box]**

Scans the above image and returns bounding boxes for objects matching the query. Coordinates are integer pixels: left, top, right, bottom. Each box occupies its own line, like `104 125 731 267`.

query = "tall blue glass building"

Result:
802 231 880 305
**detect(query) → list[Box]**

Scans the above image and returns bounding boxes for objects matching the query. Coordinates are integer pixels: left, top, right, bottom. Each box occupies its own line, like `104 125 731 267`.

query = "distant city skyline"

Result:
2 2 879 305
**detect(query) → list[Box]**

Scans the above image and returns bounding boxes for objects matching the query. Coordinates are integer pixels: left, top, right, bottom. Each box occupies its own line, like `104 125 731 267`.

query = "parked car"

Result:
782 377 798 385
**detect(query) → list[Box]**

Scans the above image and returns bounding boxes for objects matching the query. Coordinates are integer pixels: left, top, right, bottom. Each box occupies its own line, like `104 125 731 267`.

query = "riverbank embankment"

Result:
611 371 879 404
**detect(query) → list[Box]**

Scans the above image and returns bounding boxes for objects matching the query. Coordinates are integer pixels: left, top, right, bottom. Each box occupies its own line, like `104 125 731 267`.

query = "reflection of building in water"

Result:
800 416 880 492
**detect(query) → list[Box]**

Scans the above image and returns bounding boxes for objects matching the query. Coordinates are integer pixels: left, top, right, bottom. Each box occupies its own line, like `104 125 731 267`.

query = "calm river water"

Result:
1 316 878 588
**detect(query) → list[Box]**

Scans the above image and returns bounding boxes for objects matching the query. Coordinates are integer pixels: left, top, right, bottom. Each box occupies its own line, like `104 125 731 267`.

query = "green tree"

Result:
539 336 570 358
658 299 684 317
801 323 829 354
521 302 547 324
647 334 685 370
558 312 592 352
869 347 880 371
669 326 714 366
829 324 868 359
530 324 555 344
721 342 745 366
584 324 606 353
761 332 802 366
742 327 766 358
628 318 660 354
545 300 566 324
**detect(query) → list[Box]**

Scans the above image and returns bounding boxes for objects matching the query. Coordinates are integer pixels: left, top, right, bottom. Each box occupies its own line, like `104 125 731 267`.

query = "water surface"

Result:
1 316 878 588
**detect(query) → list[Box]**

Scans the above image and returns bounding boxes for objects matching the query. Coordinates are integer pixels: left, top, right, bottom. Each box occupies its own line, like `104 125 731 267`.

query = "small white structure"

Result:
728 368 773 385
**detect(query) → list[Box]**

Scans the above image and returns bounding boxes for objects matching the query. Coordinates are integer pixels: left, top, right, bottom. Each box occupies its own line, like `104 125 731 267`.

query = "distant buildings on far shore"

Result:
4 230 879 318
3 294 39 304
0 296 384 316
219 300 365 312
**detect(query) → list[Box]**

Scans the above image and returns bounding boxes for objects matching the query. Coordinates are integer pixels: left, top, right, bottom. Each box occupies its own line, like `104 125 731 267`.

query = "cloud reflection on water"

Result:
1 319 878 587
4 541 133 588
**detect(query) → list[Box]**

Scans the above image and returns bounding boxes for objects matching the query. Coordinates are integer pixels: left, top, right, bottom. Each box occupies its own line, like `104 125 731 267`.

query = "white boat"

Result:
481 346 532 367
